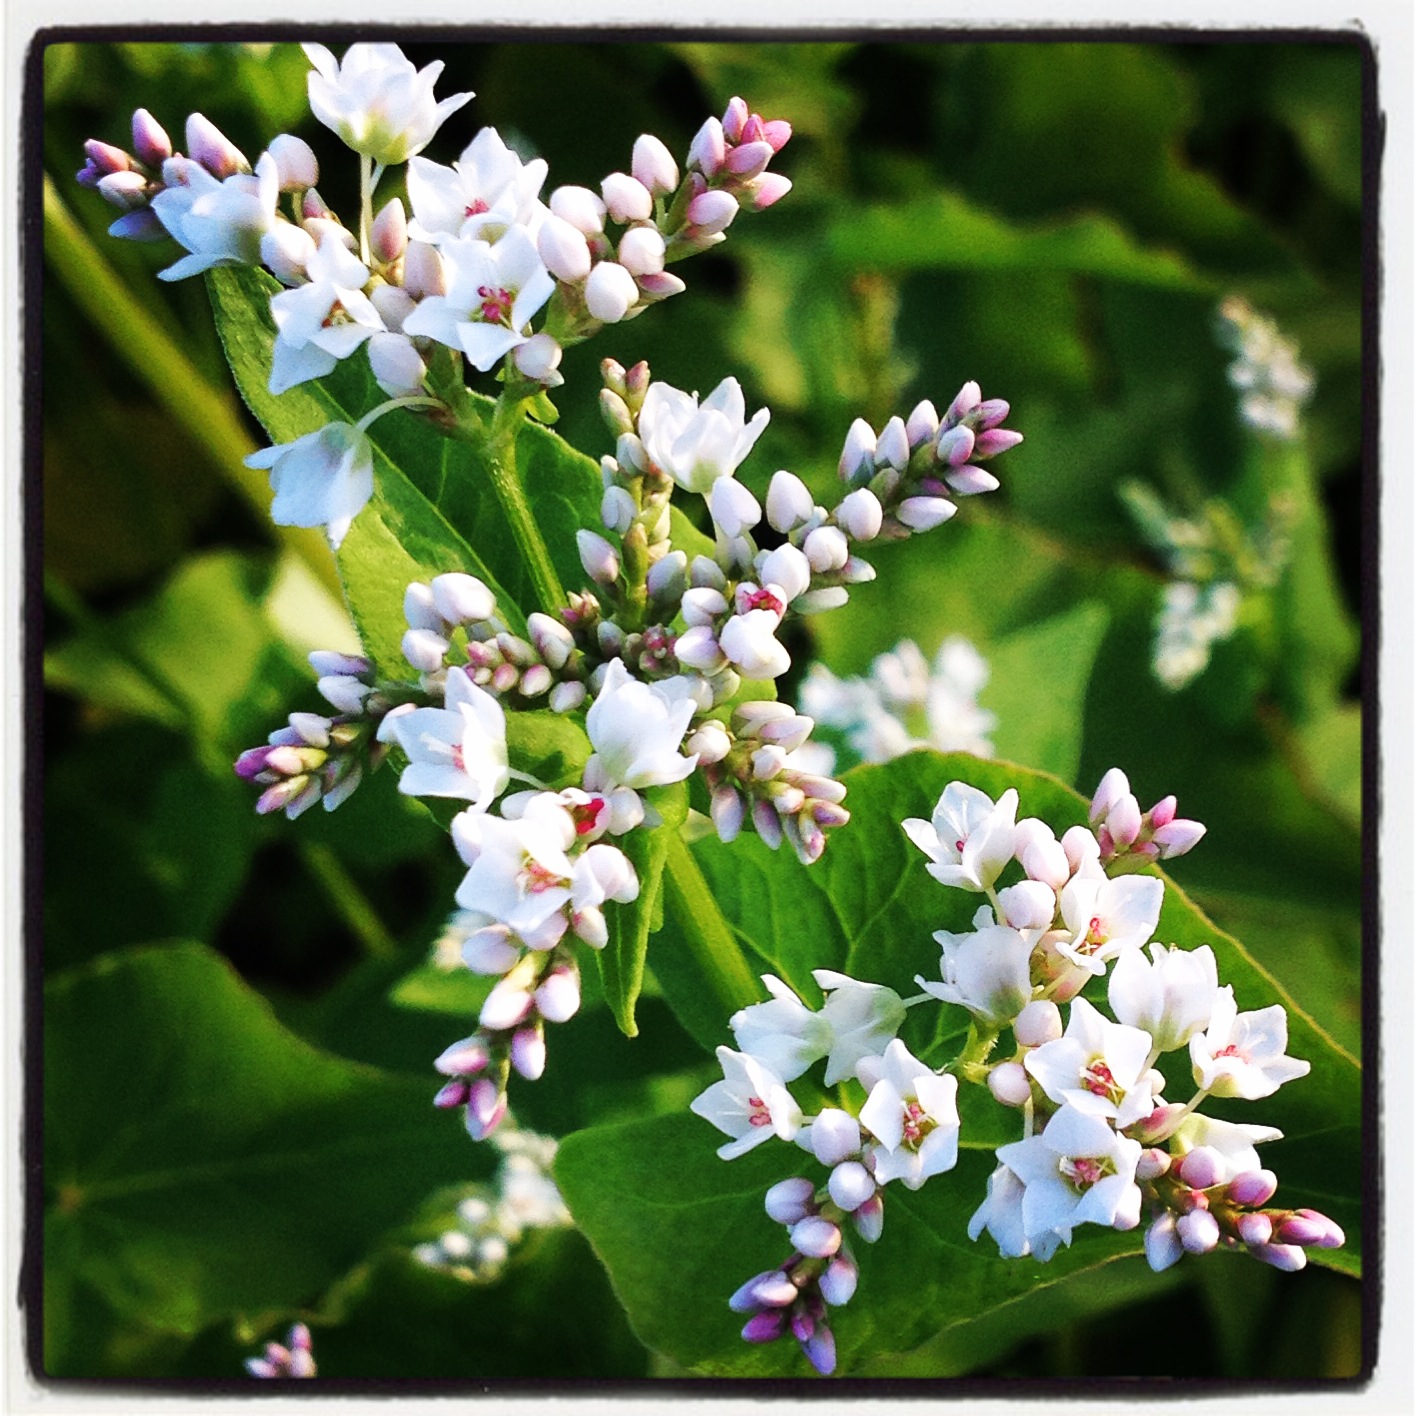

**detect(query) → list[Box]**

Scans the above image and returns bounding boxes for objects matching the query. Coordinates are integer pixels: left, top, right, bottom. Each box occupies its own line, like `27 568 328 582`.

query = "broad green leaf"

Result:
44 943 485 1348
984 602 1109 785
560 752 1362 1374
1293 702 1362 828
505 709 592 788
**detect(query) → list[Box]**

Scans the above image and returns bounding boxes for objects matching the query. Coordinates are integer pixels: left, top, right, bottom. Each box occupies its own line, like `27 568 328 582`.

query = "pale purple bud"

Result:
601 172 653 224
596 622 624 657
711 786 745 842
567 904 605 949
1090 767 1131 823
748 172 793 210
764 1176 816 1226
725 139 774 179
431 573 495 626
601 485 636 535
765 470 813 532
1108 793 1144 848
976 398 1011 429
367 196 406 263
944 380 982 426
549 184 606 235
1129 1103 1190 1145
646 551 688 602
403 240 446 299
84 138 132 176
491 662 519 694
1152 819 1207 859
838 418 876 483
632 133 679 195
314 675 368 715
431 1077 468 1108
462 926 521 976
790 1215 842 1259
1273 1213 1327 1247
403 580 444 631
802 1324 836 1376
519 664 552 698
685 721 732 764
974 428 1025 458
577 530 620 585
368 333 426 398
900 401 939 451
510 333 561 387
997 879 1058 931
752 745 787 780
584 261 640 323
549 681 587 714
753 799 784 848
131 108 172 166
96 170 149 209
794 587 850 613
897 496 957 532
741 1310 786 1343
434 1034 491 1077
1235 1212 1273 1245
835 487 883 542
686 188 739 236
710 477 762 538
538 212 592 282
1295 1210 1345 1248
759 544 812 603
1178 1208 1221 1255
186 113 247 178
811 800 850 829
988 1061 1033 1107
266 133 318 191
524 612 572 671
688 116 727 176
674 625 724 672
827 1161 875 1213
1135 1148 1171 1181
803 526 849 574
480 977 535 1032
730 1270 796 1313
107 209 166 240
819 1254 858 1308
234 745 279 780
618 225 666 276
808 1108 861 1167
635 269 686 300
534 966 582 1024
1145 1213 1184 1272
757 715 814 752
851 1193 884 1243
464 1077 507 1141
510 1023 546 1081
1176 1146 1225 1192
1249 1242 1307 1272
402 627 450 672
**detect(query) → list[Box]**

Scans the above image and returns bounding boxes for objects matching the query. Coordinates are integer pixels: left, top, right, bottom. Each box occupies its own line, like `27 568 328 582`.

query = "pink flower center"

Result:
1078 915 1107 954
743 588 784 615
1214 1044 1246 1060
746 1095 773 1127
451 743 467 772
571 798 605 836
1082 1059 1119 1100
464 198 490 218
1062 1156 1106 1190
954 839 966 854
321 298 349 328
901 1100 931 1147
477 284 514 324
520 858 566 894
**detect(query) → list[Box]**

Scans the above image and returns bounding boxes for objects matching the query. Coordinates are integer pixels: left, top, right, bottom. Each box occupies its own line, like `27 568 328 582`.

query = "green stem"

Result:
298 842 400 961
662 832 763 1019
483 394 567 611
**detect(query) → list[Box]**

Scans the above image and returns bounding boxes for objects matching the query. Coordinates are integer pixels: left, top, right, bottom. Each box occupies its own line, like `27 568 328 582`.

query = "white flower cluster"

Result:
413 1124 570 1283
693 768 1341 1376
79 44 795 550
1217 295 1315 441
798 637 995 773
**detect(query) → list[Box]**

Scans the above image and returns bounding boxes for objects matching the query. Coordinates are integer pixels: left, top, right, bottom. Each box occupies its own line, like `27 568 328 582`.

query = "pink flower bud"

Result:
577 529 620 585
634 270 686 301
1273 1213 1328 1247
685 188 738 237
722 96 750 144
828 1161 876 1213
1014 999 1063 1047
741 1310 786 1343
1144 1212 1184 1272
618 225 666 276
725 139 774 179
401 627 450 672
1235 1212 1273 1245
897 496 957 532
510 1023 546 1081
513 333 564 386
976 397 1011 429
835 488 883 542
534 966 582 1024
802 1324 836 1376
935 423 976 468
790 1215 842 1258
808 1108 860 1167
185 112 248 177
1107 793 1144 848
84 138 132 175
711 786 745 842
632 133 679 195
746 172 793 210
1090 767 1131 823
1178 1208 1221 1254
432 1076 470 1108
851 1193 884 1244
131 108 172 165
96 170 149 209
1176 1146 1225 1191
1148 794 1178 829
944 465 1002 497
480 978 535 1032
550 183 606 234
584 261 639 323
549 681 586 714
462 926 521 976
730 1269 796 1312
434 1034 491 1077
368 332 426 398
403 240 446 299
601 172 653 224
753 799 784 848
464 1078 507 1141
1128 1102 1189 1145
538 212 593 282
369 196 407 262
520 664 553 698
1248 1242 1307 1272
268 133 319 190
571 905 608 949
988 1061 1033 1107
1136 1148 1171 1181
1152 818 1207 859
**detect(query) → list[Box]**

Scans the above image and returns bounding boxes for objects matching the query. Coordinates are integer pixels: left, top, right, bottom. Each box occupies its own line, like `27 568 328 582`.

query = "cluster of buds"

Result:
695 768 1338 1375
80 44 794 551
695 702 850 864
233 652 385 818
1088 767 1206 871
1152 580 1243 691
1141 1142 1345 1273
413 1123 570 1281
837 381 1022 537
245 1322 316 1379
1216 295 1315 441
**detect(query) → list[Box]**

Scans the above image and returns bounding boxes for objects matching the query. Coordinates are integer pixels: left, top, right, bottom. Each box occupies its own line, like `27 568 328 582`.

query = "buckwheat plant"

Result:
79 42 1021 1138
692 767 1343 1375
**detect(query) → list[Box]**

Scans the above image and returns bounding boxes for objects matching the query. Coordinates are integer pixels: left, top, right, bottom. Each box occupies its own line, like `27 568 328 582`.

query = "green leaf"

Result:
44 943 482 1350
598 783 687 1038
559 752 1362 1375
505 709 592 789
984 602 1109 785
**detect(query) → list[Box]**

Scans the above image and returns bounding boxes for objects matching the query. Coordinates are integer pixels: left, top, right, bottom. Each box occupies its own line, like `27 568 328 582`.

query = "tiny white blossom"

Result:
902 782 1018 892
1108 944 1220 1054
637 377 769 495
1170 1112 1284 1182
813 970 908 1086
915 916 1032 1027
857 1039 960 1190
244 420 374 549
730 974 832 1082
376 669 509 806
968 1163 1032 1258
583 659 699 792
1189 988 1310 1099
1024 997 1158 1130
150 153 279 281
1055 873 1164 976
691 1047 803 1159
406 126 548 245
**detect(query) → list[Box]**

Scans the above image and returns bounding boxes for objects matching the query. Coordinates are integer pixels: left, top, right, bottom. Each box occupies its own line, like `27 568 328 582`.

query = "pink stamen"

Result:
521 859 565 894
1082 1060 1117 1099
571 798 605 836
464 198 490 217
743 588 784 615
451 743 466 772
477 283 514 324
746 1096 772 1127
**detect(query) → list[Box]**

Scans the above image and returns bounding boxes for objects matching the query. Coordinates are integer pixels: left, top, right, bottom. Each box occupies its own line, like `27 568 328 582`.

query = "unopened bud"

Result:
711 786 745 842
835 488 883 542
268 133 319 191
577 530 620 585
584 261 639 323
186 113 247 177
828 1161 876 1213
464 1077 507 1141
431 572 495 626
988 1061 1032 1107
1177 1209 1221 1254
764 1176 816 1225
1135 1148 1171 1181
534 965 582 1023
686 188 738 236
632 132 679 195
1235 1212 1273 1245
790 1215 842 1259
131 108 172 166
808 1108 860 1167
368 332 426 397
1144 1212 1184 1272
509 1023 546 1081
402 240 446 299
601 171 653 223
538 212 592 282
618 225 666 276
1176 1146 1225 1191
549 184 606 234
1152 818 1207 858
851 1193 884 1243
896 496 957 532
549 681 587 714
819 1253 858 1308
1249 1242 1307 1272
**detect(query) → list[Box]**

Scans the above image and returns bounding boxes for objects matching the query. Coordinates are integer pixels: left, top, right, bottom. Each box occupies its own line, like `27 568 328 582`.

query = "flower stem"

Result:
483 394 567 611
662 832 763 1019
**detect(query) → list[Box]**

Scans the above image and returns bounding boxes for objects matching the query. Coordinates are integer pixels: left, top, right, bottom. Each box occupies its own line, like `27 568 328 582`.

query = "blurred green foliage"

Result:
40 34 1366 1382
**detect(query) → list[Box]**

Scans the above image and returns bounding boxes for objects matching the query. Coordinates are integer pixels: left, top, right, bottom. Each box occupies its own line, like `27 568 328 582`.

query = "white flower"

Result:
402 227 555 372
1170 1112 1284 1182
995 1105 1143 1260
375 668 509 806
691 1047 802 1159
452 795 578 947
730 975 832 1082
584 659 698 790
268 235 385 394
915 916 1032 1027
150 152 279 281
303 42 473 166
1189 988 1310 1099
244 420 375 549
1024 997 1159 1130
857 1039 960 1190
968 1163 1032 1258
813 970 908 1086
719 610 791 680
1108 944 1219 1054
406 126 548 245
1055 873 1164 976
902 782 1018 892
637 377 769 494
